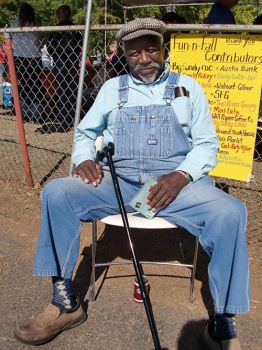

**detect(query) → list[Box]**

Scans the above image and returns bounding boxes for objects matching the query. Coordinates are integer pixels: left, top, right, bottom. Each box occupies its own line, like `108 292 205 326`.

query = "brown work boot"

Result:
201 324 241 350
14 302 87 345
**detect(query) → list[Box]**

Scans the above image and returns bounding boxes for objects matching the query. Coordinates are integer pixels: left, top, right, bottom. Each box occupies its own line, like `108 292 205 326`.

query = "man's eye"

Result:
148 49 158 54
129 52 139 57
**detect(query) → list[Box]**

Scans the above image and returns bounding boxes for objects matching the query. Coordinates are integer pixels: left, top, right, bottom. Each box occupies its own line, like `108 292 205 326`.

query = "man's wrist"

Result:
175 170 193 184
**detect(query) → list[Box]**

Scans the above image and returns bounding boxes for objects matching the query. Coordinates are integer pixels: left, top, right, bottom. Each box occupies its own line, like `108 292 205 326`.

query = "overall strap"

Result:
118 74 129 108
163 72 189 105
163 72 179 103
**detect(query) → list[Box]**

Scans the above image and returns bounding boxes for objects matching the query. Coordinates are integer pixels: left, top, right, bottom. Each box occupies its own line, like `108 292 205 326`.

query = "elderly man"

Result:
15 18 249 349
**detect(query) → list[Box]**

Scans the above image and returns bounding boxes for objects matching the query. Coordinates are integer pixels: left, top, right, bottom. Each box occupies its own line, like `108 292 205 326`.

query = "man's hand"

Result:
72 160 102 186
146 172 189 211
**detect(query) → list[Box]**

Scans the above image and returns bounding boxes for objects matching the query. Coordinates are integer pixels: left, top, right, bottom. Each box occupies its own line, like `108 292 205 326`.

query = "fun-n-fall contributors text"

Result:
170 34 262 181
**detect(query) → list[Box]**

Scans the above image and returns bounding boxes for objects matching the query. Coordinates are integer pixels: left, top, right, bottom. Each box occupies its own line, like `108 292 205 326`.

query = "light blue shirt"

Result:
73 65 219 181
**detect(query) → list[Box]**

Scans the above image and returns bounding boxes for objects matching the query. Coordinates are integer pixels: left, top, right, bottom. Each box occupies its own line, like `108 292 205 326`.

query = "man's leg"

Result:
54 64 78 131
15 173 138 345
158 176 249 349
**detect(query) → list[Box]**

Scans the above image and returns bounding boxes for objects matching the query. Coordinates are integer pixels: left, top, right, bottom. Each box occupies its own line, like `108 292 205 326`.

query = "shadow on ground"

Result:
73 224 214 316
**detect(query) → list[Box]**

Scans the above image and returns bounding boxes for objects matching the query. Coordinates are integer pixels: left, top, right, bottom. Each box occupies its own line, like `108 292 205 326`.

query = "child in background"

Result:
0 41 7 85
41 44 53 70
1 72 14 110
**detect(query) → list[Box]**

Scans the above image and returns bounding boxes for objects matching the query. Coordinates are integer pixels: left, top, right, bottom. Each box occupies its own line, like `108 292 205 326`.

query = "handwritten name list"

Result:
170 34 262 181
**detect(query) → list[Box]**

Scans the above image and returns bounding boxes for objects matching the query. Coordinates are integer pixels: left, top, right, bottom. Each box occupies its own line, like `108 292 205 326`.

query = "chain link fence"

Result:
0 25 261 263
0 26 128 187
0 25 261 189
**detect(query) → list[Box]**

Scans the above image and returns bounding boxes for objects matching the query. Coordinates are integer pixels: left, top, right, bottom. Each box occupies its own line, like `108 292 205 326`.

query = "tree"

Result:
0 0 259 28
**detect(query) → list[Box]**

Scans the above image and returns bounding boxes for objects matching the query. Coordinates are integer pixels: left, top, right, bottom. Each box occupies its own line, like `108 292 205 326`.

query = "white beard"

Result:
130 62 162 84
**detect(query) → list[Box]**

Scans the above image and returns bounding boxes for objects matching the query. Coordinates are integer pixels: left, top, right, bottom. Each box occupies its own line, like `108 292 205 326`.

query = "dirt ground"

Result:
0 110 261 349
0 171 261 349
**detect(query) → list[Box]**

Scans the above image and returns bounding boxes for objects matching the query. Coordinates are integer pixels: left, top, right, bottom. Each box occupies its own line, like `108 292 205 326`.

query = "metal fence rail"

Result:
0 25 261 190
0 24 261 248
1 26 112 187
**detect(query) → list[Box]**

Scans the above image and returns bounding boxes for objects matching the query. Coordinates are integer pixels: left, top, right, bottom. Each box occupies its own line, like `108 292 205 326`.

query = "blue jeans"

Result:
34 172 249 314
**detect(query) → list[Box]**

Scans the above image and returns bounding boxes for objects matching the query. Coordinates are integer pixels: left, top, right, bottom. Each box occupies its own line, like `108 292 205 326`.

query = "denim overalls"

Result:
108 73 190 183
34 73 250 315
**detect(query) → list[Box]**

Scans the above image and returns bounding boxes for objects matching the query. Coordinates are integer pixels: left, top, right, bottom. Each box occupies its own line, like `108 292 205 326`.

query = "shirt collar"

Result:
129 63 170 86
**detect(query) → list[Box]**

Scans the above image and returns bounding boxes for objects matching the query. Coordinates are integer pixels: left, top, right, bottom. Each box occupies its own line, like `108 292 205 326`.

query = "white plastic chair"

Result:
87 136 199 303
89 214 199 302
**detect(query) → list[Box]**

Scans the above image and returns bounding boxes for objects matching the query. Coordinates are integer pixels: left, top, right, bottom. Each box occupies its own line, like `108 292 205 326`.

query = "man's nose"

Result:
139 50 151 64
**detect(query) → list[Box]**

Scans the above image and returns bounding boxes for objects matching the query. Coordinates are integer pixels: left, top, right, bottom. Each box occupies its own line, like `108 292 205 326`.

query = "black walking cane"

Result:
97 142 166 350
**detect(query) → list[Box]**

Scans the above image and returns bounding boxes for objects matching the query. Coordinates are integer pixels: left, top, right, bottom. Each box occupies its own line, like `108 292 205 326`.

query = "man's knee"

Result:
41 177 74 204
213 196 247 242
224 196 247 222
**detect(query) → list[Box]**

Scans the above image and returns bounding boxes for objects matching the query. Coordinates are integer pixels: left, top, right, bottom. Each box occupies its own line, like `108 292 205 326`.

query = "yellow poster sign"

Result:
170 34 262 182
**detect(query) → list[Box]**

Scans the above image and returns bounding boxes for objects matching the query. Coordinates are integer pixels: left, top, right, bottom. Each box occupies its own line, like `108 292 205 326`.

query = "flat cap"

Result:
116 18 166 42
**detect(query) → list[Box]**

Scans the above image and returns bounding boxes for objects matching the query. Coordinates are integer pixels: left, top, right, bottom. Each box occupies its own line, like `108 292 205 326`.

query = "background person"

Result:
161 12 188 60
105 40 118 62
14 18 249 350
41 44 53 70
48 4 82 131
1 71 13 110
0 41 7 85
253 14 262 25
204 0 239 24
162 11 187 25
91 49 103 69
106 43 129 78
10 2 44 122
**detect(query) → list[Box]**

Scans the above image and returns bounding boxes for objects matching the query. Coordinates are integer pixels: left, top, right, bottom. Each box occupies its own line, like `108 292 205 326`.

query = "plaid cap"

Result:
116 18 166 42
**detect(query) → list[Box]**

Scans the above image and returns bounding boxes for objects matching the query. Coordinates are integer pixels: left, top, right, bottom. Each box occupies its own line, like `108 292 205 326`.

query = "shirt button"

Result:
131 116 136 120
150 115 155 119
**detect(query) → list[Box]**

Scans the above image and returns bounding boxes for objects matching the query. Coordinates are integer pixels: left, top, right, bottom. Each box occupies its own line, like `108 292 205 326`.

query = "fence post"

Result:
69 0 94 175
4 30 34 188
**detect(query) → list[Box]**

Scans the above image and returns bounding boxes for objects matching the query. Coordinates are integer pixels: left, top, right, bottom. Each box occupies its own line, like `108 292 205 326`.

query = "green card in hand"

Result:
129 179 158 219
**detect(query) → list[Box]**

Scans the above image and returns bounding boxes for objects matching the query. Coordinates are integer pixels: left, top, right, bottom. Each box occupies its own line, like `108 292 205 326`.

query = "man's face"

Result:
124 35 165 84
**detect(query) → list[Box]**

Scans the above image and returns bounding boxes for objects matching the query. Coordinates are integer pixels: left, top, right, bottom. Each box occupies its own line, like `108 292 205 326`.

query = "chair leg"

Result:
89 221 97 301
189 236 199 302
